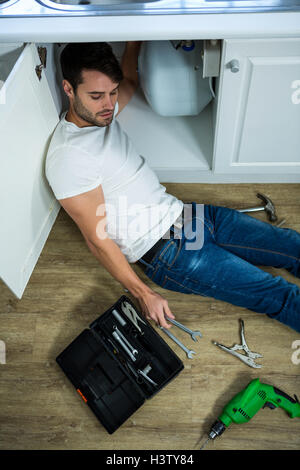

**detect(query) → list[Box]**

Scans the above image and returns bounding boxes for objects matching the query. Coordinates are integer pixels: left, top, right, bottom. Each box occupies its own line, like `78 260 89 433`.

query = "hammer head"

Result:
257 192 278 222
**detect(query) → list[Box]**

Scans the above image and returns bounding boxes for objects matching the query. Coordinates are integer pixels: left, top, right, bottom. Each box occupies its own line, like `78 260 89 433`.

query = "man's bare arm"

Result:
59 185 174 328
117 41 141 114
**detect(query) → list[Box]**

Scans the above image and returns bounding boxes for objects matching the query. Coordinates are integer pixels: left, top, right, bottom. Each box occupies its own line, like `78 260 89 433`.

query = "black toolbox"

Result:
56 295 184 434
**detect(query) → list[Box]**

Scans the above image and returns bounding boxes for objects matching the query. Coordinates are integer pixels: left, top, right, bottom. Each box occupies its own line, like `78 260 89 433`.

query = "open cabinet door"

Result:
0 43 60 298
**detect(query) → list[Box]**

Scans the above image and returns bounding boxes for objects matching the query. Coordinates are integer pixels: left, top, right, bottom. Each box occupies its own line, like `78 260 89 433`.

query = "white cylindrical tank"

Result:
138 40 213 117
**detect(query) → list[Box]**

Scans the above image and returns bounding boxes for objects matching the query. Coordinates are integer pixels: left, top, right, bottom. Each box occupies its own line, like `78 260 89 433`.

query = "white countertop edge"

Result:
0 11 300 42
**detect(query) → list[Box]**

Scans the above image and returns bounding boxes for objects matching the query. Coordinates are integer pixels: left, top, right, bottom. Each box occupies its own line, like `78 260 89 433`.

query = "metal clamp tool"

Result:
213 319 263 368
121 301 146 333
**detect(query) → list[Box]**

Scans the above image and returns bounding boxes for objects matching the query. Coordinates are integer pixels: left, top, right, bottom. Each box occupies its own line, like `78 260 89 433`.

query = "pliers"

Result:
213 319 263 368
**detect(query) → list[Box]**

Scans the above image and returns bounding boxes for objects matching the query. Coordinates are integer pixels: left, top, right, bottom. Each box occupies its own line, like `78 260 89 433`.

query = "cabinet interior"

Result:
51 41 219 182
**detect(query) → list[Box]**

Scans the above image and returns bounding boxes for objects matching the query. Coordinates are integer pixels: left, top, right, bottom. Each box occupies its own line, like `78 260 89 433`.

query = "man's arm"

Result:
59 185 174 329
117 41 141 114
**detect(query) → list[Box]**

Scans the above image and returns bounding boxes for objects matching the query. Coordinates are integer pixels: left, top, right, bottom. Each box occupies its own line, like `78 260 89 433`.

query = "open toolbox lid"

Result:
56 295 184 434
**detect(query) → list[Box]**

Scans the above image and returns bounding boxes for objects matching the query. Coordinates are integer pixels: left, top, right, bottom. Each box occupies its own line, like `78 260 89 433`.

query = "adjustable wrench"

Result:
166 317 202 342
160 327 196 359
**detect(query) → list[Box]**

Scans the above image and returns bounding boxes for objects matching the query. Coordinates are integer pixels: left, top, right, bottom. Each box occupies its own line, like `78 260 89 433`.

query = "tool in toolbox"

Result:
121 300 146 333
138 365 158 387
112 308 126 326
113 325 138 356
56 295 184 434
200 378 300 450
213 319 263 368
112 329 137 362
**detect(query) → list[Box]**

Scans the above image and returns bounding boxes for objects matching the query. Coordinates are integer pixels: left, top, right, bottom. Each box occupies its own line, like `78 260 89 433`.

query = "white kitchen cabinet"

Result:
213 38 300 175
0 42 59 298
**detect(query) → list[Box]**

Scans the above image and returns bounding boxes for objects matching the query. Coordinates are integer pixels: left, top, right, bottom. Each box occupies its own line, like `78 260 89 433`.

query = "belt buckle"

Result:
173 211 183 230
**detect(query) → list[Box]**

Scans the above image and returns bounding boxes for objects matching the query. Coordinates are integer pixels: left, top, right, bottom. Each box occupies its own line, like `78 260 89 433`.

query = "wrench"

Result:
113 325 138 357
160 327 196 359
112 331 137 362
165 317 202 342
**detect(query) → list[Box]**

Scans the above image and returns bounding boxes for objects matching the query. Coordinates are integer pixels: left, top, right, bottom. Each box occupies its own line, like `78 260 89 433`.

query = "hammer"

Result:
238 192 278 222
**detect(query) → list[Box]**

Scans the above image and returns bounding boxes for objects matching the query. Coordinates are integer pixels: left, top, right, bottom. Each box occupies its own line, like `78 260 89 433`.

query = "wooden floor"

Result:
0 183 300 451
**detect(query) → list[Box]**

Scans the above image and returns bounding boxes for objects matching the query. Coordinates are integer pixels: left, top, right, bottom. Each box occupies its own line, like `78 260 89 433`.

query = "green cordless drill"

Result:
201 378 300 449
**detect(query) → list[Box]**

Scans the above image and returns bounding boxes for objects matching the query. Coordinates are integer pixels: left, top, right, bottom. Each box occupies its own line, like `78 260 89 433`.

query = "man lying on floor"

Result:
46 42 300 333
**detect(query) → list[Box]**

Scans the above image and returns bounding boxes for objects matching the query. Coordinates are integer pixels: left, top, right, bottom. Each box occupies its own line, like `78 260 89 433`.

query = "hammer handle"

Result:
238 207 265 213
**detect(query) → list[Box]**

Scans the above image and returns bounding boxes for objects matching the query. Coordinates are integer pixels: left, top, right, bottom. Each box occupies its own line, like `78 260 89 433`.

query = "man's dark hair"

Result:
60 42 123 93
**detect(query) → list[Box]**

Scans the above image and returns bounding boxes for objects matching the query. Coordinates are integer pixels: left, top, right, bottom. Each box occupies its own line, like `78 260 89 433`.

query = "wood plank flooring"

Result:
0 183 300 450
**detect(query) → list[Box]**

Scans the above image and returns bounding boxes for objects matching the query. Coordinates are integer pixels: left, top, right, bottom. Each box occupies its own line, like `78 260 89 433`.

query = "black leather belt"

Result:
139 210 184 264
140 236 168 264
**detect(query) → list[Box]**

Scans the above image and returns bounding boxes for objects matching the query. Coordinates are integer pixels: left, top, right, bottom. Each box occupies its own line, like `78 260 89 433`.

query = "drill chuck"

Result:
209 420 227 440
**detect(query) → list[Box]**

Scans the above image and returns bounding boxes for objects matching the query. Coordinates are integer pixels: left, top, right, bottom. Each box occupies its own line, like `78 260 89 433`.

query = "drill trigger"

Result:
263 401 277 410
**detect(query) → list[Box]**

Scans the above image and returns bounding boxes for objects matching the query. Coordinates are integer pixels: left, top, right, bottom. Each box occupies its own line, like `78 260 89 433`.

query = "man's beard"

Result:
73 94 114 128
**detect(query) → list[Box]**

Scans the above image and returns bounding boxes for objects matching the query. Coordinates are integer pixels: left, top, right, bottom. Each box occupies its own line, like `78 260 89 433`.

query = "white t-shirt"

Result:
45 103 183 263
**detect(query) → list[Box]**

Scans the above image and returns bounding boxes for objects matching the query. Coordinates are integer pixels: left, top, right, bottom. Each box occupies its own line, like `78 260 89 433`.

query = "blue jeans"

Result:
139 203 300 333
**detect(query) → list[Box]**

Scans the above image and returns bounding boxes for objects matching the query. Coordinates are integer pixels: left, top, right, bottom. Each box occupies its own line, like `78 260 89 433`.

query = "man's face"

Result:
65 69 119 127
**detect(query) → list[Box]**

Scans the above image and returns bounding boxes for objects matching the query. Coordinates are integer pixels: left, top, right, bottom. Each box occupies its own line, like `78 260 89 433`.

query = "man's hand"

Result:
136 289 175 329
